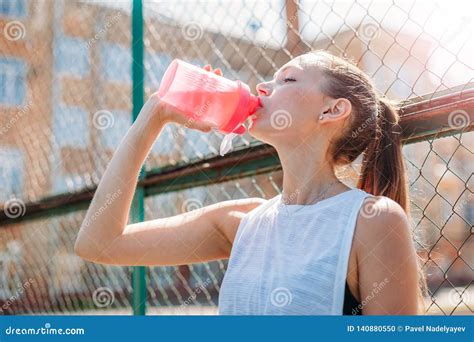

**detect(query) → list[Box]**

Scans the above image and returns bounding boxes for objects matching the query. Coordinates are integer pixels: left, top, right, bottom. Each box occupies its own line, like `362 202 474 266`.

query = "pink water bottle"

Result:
157 59 260 155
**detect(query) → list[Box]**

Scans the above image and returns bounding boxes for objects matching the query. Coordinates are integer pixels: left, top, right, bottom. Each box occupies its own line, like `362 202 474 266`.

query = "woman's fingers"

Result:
203 64 223 76
191 120 214 133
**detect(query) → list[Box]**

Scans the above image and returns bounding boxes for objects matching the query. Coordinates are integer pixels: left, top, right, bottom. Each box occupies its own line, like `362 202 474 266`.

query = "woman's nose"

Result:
256 82 271 96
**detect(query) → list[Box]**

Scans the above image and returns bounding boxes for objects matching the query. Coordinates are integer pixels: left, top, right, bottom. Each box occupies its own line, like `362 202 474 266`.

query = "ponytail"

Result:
357 96 428 314
357 97 409 213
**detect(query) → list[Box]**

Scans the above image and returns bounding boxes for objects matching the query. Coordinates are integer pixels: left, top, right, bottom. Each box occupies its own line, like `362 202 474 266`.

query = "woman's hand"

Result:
150 64 223 133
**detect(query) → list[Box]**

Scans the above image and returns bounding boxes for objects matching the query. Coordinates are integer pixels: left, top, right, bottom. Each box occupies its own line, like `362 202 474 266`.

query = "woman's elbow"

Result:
74 238 91 260
74 234 100 263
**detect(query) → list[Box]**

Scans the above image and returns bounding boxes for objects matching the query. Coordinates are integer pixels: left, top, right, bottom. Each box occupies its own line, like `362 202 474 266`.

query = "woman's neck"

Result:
277 144 350 205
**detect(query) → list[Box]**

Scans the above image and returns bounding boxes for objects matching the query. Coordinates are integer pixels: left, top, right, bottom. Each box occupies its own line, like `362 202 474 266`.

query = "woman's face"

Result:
249 54 329 145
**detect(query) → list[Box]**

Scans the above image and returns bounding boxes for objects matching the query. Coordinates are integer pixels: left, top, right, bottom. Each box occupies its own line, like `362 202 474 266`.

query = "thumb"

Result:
190 119 213 133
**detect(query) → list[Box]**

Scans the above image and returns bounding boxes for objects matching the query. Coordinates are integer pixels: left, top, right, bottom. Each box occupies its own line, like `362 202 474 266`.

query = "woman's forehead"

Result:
298 53 331 69
278 54 325 77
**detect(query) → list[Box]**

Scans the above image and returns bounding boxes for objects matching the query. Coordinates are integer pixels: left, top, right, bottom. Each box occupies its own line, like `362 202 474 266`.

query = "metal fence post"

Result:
131 0 147 316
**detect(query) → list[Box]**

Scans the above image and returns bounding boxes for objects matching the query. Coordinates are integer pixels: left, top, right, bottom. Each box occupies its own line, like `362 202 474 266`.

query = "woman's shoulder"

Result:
354 195 412 255
359 195 407 219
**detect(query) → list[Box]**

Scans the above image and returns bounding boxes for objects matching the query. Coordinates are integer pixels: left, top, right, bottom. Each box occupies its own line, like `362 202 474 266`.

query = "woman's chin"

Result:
248 119 270 142
248 116 259 130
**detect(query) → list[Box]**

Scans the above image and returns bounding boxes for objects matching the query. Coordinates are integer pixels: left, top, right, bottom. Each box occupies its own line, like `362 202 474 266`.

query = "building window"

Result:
51 172 88 194
101 42 131 83
54 36 90 78
0 147 23 201
0 58 26 106
99 110 130 150
0 0 26 18
53 105 89 148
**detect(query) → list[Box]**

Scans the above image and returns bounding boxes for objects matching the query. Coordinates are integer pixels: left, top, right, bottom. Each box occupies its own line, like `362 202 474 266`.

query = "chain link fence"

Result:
0 0 472 315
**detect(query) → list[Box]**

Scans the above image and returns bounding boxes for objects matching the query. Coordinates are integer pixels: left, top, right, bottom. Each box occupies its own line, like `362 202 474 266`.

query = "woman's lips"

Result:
250 99 264 121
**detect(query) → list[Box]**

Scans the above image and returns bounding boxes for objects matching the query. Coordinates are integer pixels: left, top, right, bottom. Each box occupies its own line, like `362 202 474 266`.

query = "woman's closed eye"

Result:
283 77 296 83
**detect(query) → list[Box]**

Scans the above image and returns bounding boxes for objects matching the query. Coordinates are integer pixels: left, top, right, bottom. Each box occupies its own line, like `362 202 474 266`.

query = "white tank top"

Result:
218 187 372 315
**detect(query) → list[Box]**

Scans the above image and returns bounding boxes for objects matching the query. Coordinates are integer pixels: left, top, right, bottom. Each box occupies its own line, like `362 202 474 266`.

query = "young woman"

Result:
75 50 427 315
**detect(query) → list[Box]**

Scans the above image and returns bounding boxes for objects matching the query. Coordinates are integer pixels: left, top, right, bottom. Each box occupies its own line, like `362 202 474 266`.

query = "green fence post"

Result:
131 0 147 316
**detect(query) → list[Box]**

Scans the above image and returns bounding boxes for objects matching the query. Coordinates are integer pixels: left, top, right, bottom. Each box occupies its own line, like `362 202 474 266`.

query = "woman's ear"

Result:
319 98 351 122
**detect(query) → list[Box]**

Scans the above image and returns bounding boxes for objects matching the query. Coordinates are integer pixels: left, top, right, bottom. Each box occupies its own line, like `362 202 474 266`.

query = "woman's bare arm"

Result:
79 197 266 266
74 88 266 266
355 196 421 315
